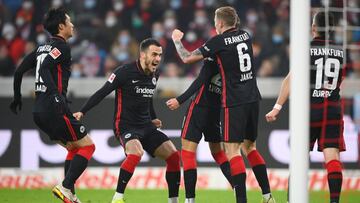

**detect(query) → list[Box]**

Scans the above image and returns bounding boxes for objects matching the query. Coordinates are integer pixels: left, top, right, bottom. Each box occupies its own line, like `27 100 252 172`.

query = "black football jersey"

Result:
310 37 344 104
13 36 72 113
80 60 159 134
199 28 261 107
176 57 221 108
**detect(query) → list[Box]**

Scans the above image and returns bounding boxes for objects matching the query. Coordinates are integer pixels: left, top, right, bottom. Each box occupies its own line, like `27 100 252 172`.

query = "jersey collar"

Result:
312 36 332 43
136 60 146 75
223 27 237 34
52 35 66 42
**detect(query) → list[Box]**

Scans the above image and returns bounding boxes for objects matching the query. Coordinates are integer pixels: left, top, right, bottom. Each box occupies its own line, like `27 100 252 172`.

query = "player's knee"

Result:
241 144 256 156
166 151 180 171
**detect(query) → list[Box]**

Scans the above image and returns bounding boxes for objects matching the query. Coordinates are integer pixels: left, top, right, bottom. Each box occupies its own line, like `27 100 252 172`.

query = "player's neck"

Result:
221 26 236 34
55 33 68 41
139 59 152 75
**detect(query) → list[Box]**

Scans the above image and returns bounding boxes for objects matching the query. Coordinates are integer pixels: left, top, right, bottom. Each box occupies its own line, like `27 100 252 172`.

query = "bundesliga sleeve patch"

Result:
49 48 62 59
108 73 116 83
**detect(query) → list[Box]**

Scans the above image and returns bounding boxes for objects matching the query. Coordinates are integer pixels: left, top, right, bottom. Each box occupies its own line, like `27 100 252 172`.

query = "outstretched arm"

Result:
265 72 291 122
172 29 204 64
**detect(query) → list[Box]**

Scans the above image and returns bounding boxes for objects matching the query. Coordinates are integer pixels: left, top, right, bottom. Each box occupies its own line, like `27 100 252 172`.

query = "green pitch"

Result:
0 189 359 203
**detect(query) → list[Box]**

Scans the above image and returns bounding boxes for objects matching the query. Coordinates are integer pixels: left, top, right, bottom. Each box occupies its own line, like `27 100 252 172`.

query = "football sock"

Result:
168 197 179 203
212 150 232 186
230 156 247 203
116 154 141 193
326 160 343 203
185 198 195 203
112 192 124 200
64 148 78 194
166 151 181 198
181 149 197 198
62 144 95 190
247 150 270 194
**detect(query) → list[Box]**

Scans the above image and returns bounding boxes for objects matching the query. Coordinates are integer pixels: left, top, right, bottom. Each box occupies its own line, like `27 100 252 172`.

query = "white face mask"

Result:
185 31 197 43
105 16 117 27
114 2 124 11
16 17 25 27
22 1 33 10
36 33 47 45
164 18 176 29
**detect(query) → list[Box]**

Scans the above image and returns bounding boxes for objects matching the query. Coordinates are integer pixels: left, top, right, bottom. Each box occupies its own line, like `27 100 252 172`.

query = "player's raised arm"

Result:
265 72 291 122
171 29 204 64
10 50 37 114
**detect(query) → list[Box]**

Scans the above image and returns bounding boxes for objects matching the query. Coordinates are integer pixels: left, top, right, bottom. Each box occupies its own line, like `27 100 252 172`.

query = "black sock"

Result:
116 169 133 193
233 173 247 203
220 161 233 187
252 165 270 194
166 171 180 198
62 155 88 190
184 169 197 198
64 160 75 194
328 172 342 203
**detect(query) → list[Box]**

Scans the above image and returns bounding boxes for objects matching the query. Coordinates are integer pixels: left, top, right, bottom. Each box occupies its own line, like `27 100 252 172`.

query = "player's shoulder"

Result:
113 61 136 75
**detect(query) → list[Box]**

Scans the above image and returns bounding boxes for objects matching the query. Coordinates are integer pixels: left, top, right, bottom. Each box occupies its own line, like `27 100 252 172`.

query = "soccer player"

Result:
73 38 180 203
166 57 232 203
9 8 95 203
265 12 345 203
171 6 274 203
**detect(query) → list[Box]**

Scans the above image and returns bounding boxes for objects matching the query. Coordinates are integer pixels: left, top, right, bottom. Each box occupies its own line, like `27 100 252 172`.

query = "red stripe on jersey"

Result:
115 89 123 137
63 115 77 141
57 64 62 93
216 56 227 107
224 107 229 141
195 85 205 104
181 101 196 139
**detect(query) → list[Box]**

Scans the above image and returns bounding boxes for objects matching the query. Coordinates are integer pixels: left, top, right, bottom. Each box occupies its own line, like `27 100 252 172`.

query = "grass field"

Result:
0 189 359 203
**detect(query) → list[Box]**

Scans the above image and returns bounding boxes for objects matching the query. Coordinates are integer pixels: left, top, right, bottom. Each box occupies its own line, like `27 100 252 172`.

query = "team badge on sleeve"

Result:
108 73 116 83
49 48 62 59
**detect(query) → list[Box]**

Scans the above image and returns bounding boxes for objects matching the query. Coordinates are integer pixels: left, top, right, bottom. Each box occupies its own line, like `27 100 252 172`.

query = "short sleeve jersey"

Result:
33 36 72 112
310 37 344 104
199 28 261 107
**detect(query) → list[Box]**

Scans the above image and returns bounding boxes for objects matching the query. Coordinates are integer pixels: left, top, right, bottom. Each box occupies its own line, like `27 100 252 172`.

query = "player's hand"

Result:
166 98 180 110
9 98 22 114
265 109 280 122
152 119 162 128
172 29 184 41
73 112 84 121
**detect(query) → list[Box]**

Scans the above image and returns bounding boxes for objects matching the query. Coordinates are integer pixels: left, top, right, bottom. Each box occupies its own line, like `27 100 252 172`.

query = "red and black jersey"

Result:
80 60 159 134
13 36 72 113
199 28 261 108
310 37 344 104
176 57 221 108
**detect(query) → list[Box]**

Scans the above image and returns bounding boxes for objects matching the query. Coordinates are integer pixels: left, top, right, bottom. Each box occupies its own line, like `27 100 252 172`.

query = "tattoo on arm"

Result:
174 40 190 61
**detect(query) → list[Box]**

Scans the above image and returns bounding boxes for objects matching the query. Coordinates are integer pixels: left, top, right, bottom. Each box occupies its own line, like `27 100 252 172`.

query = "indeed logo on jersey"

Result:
135 86 155 97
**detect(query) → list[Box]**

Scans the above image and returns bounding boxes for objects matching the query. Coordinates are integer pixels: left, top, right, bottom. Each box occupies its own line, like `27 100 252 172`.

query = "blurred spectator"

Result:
0 23 26 64
111 29 138 64
0 44 15 76
79 42 100 77
162 62 183 78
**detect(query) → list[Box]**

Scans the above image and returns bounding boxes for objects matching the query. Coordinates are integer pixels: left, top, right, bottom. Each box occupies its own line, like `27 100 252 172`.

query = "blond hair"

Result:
215 6 238 27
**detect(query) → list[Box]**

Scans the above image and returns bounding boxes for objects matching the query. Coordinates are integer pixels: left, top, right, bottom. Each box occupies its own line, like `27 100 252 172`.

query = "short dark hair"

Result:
43 7 67 36
140 38 161 52
313 11 335 37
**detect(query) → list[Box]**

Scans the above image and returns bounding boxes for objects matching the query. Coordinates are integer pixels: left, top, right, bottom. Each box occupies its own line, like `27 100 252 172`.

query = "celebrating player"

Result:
265 12 345 203
9 7 95 203
171 6 275 203
166 57 232 203
73 38 180 203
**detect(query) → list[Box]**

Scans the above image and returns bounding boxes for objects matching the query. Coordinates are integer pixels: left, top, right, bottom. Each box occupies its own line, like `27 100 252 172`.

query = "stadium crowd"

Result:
0 0 359 78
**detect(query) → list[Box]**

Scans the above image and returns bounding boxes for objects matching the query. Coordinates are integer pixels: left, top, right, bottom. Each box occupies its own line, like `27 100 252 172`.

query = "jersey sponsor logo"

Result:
124 133 131 139
80 126 85 133
135 86 155 97
152 77 156 85
49 48 62 59
132 80 140 83
108 73 116 83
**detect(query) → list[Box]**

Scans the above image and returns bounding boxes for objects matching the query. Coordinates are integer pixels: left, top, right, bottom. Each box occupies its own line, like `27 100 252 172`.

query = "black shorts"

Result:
221 102 259 143
33 112 87 145
310 103 346 152
181 104 221 143
116 125 170 157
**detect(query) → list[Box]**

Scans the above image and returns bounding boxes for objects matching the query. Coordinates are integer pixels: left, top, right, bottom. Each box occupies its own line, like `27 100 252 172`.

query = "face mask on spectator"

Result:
36 33 47 45
105 16 117 27
247 13 258 24
272 34 284 44
195 16 207 26
185 31 197 43
164 18 176 29
22 1 33 10
84 0 96 9
152 30 164 39
2 24 16 41
116 51 129 62
334 33 342 43
170 0 181 9
52 0 63 8
114 2 124 11
16 17 25 27
118 35 130 45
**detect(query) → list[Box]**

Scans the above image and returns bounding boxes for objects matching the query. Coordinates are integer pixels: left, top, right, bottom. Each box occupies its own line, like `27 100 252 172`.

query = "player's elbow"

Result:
183 57 193 64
